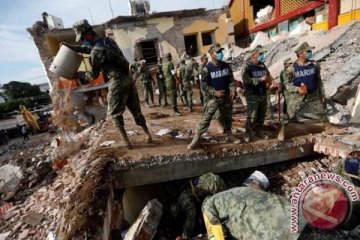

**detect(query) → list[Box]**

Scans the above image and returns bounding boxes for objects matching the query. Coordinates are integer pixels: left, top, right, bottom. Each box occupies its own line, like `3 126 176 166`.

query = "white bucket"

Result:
49 45 83 79
243 170 270 190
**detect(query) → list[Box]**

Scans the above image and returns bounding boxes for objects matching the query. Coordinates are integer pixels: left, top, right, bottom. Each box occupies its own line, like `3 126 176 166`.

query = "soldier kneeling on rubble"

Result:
171 172 227 240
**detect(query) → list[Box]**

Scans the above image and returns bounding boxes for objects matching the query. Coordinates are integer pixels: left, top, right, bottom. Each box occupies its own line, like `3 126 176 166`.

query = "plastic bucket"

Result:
49 45 83 79
242 170 270 190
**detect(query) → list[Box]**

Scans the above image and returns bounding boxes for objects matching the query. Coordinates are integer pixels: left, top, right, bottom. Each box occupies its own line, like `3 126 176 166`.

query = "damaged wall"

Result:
108 9 229 63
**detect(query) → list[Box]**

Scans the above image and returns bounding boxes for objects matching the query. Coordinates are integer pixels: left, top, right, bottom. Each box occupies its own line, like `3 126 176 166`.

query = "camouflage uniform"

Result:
130 61 139 82
188 43 239 150
162 53 181 114
70 19 151 147
281 61 327 125
178 61 188 106
280 58 292 116
199 57 208 106
172 173 227 239
156 63 168 106
181 60 194 112
202 187 302 240
137 65 154 106
242 60 270 133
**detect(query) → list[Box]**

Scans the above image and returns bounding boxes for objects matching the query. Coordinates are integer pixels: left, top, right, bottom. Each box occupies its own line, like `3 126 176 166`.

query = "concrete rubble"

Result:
0 20 359 240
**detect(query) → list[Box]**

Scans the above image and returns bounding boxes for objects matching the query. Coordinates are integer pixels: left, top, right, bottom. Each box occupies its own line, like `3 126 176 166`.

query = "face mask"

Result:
216 52 224 61
257 54 265 63
82 39 92 46
305 52 313 60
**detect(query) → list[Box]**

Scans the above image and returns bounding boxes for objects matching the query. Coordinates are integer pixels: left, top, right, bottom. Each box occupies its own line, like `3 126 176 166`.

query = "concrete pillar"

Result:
328 0 340 29
275 0 281 18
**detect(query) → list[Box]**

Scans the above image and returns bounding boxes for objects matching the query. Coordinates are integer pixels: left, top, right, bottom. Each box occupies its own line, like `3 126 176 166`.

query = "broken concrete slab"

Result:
314 137 354 159
325 55 360 98
0 164 23 194
124 199 162 240
23 211 43 226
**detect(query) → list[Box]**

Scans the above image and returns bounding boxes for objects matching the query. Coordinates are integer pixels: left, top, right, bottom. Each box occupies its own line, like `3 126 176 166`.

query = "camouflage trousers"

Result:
266 92 273 118
282 92 328 126
181 83 193 109
107 77 146 128
142 82 154 104
245 94 268 132
166 87 178 108
197 95 232 134
157 80 167 104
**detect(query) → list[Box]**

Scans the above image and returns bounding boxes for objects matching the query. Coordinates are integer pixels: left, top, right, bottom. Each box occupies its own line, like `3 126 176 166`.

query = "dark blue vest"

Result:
248 64 268 95
206 62 231 93
293 62 318 94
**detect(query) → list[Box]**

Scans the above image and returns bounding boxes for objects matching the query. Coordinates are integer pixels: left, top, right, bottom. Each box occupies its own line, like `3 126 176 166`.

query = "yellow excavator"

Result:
19 105 52 133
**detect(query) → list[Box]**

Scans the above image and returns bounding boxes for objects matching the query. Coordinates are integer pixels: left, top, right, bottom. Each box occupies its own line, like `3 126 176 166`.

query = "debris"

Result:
254 5 273 24
0 232 10 240
250 31 271 49
148 112 170 119
124 199 163 240
155 128 176 137
0 164 23 195
0 202 13 217
23 211 43 226
175 129 193 139
52 159 68 171
289 21 311 36
99 140 116 147
127 130 140 136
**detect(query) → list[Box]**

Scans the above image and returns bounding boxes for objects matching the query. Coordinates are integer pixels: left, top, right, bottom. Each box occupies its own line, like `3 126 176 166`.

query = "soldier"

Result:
67 19 152 148
171 173 227 240
182 56 194 112
187 43 241 150
241 45 279 143
178 59 188 107
130 57 140 82
202 185 303 240
162 53 182 116
137 61 155 107
280 58 292 117
198 54 208 106
277 42 337 141
156 59 168 107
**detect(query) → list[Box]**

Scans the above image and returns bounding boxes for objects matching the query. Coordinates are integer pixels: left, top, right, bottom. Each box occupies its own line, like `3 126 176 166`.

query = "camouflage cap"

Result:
200 54 208 60
295 42 315 53
283 57 292 65
72 19 93 42
251 45 266 54
208 43 224 54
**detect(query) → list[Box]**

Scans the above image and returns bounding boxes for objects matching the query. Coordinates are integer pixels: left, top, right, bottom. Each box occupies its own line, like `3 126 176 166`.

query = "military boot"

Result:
277 126 286 141
117 125 132 148
255 130 269 140
244 130 252 143
187 132 201 150
141 124 153 143
173 107 181 116
323 122 344 135
225 132 241 144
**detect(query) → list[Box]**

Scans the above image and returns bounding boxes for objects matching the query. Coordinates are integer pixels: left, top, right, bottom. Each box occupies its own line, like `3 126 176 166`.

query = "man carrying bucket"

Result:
65 19 152 148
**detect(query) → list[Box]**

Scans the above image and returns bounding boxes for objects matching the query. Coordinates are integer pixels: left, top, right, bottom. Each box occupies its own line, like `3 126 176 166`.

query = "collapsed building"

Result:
0 2 359 240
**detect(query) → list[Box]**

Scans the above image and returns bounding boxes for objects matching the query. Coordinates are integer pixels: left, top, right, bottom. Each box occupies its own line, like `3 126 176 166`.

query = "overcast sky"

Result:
0 0 226 86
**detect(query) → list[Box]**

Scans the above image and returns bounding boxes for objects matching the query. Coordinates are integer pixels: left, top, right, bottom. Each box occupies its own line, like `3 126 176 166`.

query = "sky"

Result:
0 0 227 86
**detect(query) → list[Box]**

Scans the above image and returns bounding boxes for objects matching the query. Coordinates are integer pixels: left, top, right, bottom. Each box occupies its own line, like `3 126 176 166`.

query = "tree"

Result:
0 92 7 102
2 81 42 100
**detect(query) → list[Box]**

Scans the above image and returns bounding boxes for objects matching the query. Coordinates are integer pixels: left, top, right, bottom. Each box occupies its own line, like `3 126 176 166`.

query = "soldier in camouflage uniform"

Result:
199 54 209 106
280 58 292 116
162 53 182 116
137 61 155 107
156 59 168 107
178 59 188 107
181 57 194 112
67 19 152 148
202 186 302 240
241 45 279 143
130 58 140 82
171 172 227 240
188 43 241 150
278 42 336 141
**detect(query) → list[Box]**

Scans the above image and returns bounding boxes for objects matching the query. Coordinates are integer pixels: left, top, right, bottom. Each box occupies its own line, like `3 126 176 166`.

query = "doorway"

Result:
184 34 198 57
140 40 157 65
